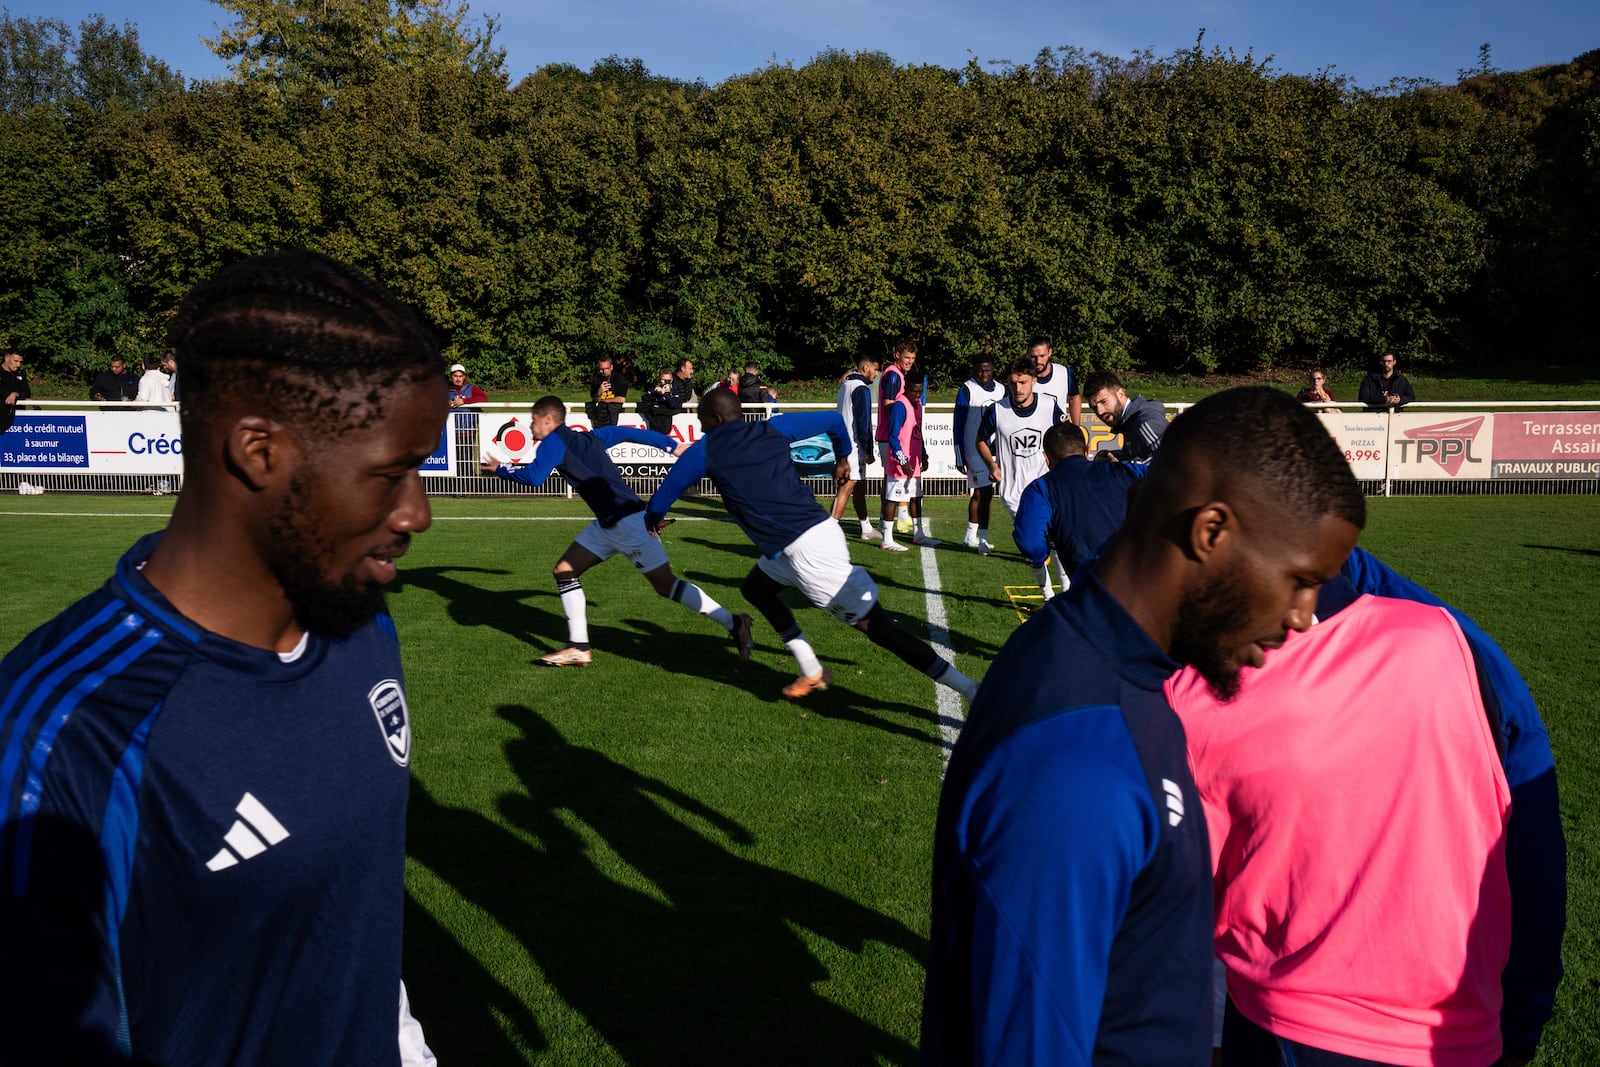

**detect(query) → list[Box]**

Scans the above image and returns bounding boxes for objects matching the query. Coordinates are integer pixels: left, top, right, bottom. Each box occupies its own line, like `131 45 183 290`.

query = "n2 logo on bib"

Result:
1010 429 1042 457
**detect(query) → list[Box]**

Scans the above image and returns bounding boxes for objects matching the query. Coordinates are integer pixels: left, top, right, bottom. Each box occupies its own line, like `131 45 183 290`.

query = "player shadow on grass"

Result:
406 706 925 1066
394 566 562 647
605 616 950 745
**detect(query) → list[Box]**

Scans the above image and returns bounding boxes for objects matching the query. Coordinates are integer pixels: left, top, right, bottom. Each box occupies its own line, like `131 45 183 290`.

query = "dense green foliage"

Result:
1 5 1596 387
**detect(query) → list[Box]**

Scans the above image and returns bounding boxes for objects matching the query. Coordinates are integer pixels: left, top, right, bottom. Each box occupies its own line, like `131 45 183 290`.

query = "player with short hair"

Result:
1013 421 1145 600
881 378 939 550
973 356 1068 518
1026 333 1081 426
873 339 917 540
482 395 752 667
1169 550 1566 1066
952 356 1004 554
830 354 882 540
0 251 443 1064
925 386 1367 1065
645 389 977 702
1083 370 1167 462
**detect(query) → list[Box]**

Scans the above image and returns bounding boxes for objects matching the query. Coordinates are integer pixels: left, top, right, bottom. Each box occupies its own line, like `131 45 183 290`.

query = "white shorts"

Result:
842 450 866 481
757 520 879 624
574 512 669 573
885 477 921 503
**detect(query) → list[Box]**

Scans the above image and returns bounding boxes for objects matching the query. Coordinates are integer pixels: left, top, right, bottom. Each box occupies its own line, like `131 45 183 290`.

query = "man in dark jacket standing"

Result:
586 357 629 428
1 350 27 434
90 356 141 401
1083 370 1168 463
638 369 684 434
1358 352 1415 410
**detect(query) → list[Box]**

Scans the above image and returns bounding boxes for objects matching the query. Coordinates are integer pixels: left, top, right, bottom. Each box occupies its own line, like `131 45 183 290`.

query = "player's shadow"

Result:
393 565 562 647
596 618 953 746
1523 543 1600 558
406 705 925 1065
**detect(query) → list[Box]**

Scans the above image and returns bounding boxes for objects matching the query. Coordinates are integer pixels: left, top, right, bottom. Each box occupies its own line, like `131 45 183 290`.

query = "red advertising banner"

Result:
1490 413 1600 479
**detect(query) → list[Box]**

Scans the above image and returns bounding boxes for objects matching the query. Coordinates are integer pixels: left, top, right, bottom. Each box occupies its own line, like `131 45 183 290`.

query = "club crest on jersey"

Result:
368 680 411 766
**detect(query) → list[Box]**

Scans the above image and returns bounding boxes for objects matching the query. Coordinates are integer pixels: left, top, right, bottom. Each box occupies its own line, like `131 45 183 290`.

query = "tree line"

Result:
2 3 1596 388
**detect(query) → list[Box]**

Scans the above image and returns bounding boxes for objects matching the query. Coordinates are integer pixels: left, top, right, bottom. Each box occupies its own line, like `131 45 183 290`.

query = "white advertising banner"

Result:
1385 412 1495 481
1318 410 1390 480
1 409 184 474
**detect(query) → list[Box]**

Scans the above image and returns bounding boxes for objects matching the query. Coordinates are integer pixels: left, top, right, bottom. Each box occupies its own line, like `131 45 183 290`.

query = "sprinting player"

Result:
645 390 977 702
1169 550 1566 1067
483 395 752 667
881 378 939 550
1027 333 1081 426
0 251 442 1064
830 354 881 541
973 356 1068 518
1013 422 1145 601
952 356 1003 554
1083 370 1167 462
924 387 1365 1065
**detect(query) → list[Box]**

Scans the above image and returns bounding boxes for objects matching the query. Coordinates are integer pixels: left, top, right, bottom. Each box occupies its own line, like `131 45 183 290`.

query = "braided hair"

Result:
167 251 443 437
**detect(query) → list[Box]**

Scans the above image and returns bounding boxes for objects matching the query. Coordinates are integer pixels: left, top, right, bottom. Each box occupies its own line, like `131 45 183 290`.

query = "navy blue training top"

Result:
0 532 413 1065
647 411 850 558
1012 455 1146 570
923 567 1214 1065
494 423 677 526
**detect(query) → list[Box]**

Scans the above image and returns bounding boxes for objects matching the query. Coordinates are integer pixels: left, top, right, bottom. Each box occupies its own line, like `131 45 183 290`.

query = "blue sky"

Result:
25 0 1600 90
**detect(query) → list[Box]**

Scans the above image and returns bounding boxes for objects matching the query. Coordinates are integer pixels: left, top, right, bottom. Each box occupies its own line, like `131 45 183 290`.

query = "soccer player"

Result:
952 356 1003 554
923 387 1366 1065
873 339 917 541
1167 549 1565 1067
482 395 752 667
973 356 1068 518
881 378 939 550
1083 369 1168 462
645 389 978 702
830 354 881 541
1026 333 1082 426
1012 422 1145 601
0 251 441 1064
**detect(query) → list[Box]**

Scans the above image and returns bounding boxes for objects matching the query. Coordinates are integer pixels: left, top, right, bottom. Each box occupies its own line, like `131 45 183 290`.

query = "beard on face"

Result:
264 470 387 637
1170 562 1252 702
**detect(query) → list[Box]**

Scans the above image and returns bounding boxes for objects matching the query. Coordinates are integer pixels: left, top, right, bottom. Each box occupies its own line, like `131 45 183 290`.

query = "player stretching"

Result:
483 395 752 667
646 390 978 702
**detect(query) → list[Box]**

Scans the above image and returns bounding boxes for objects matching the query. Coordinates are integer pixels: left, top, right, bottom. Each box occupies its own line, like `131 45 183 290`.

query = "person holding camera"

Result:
638 369 684 434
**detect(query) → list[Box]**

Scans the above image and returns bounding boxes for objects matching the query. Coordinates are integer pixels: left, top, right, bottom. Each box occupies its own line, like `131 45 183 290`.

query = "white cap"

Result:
448 363 466 374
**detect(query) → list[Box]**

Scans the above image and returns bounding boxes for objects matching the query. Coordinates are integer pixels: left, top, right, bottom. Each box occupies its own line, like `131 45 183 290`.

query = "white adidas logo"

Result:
1161 779 1185 827
206 792 291 872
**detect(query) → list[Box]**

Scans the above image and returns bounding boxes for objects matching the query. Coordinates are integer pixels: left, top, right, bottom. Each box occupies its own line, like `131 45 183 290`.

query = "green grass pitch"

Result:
1 493 1596 1064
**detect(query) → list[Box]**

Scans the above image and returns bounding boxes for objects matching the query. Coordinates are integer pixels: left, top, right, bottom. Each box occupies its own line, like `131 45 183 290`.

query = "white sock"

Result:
880 518 897 544
1031 565 1054 600
784 634 824 676
671 579 734 630
557 577 588 644
859 518 873 534
927 659 978 702
1054 557 1071 595
965 522 978 540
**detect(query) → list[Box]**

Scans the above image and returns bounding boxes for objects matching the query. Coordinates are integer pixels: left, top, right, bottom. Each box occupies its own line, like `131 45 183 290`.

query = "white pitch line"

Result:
919 545 965 766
